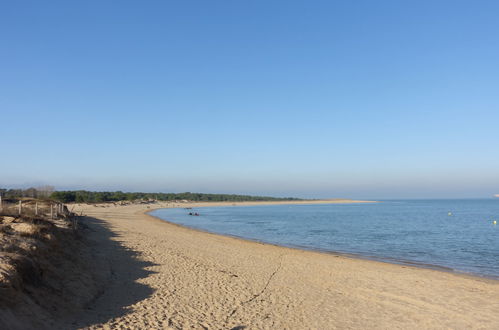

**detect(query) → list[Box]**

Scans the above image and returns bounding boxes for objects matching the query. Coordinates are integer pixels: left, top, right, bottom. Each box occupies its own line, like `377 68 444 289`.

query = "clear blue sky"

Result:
1 1 498 198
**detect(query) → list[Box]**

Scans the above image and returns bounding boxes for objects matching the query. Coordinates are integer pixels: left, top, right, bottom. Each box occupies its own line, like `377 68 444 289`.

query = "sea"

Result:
150 199 499 279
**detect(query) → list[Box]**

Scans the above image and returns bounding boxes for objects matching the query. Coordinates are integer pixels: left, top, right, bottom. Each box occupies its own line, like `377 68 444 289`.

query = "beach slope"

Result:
68 201 499 329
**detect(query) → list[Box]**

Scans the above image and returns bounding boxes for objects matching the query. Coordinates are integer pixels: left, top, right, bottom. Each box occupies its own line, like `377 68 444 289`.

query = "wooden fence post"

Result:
51 204 54 219
0 195 2 213
18 200 22 215
35 202 38 216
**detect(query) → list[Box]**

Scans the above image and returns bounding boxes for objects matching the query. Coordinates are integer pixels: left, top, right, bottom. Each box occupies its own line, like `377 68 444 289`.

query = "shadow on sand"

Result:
63 216 157 329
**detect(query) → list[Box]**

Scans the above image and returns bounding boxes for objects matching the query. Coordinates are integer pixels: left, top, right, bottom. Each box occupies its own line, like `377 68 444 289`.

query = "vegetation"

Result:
1 187 301 204
0 186 55 199
48 190 302 203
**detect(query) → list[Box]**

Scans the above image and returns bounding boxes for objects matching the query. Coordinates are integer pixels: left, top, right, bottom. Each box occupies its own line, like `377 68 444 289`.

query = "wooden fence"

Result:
0 196 71 219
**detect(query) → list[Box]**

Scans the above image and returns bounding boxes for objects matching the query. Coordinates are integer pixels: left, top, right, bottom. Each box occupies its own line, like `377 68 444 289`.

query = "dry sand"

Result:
66 200 499 329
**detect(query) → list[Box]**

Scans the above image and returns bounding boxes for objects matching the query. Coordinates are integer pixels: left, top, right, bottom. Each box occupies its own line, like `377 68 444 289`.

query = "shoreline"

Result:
145 204 499 283
153 199 378 207
69 201 499 329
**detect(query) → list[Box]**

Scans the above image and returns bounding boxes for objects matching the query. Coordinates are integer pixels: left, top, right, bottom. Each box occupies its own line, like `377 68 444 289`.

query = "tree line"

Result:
0 186 55 199
48 190 302 203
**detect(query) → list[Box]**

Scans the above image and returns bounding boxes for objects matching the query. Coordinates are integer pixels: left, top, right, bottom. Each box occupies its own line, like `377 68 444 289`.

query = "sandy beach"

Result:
65 201 499 329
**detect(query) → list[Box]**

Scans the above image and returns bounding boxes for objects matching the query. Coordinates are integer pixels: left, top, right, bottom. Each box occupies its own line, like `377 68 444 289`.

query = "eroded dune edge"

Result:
2 200 499 329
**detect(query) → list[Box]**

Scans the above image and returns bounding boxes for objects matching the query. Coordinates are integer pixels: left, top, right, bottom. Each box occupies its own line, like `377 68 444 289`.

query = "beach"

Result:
67 201 499 329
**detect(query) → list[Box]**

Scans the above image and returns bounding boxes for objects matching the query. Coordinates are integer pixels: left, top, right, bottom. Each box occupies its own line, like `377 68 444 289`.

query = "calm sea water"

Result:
151 200 499 278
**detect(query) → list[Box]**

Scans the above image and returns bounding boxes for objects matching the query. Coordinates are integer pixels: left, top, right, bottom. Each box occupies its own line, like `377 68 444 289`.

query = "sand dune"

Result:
64 201 499 329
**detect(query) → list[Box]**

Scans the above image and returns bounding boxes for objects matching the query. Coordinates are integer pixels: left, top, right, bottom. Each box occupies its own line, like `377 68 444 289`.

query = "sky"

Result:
1 1 498 199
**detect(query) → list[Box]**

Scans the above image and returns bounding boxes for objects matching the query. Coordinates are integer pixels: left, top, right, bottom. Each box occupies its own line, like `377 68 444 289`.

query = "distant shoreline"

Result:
150 198 378 208
70 198 377 207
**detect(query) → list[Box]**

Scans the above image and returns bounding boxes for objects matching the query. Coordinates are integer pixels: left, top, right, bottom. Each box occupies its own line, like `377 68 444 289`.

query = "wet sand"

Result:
68 201 499 329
